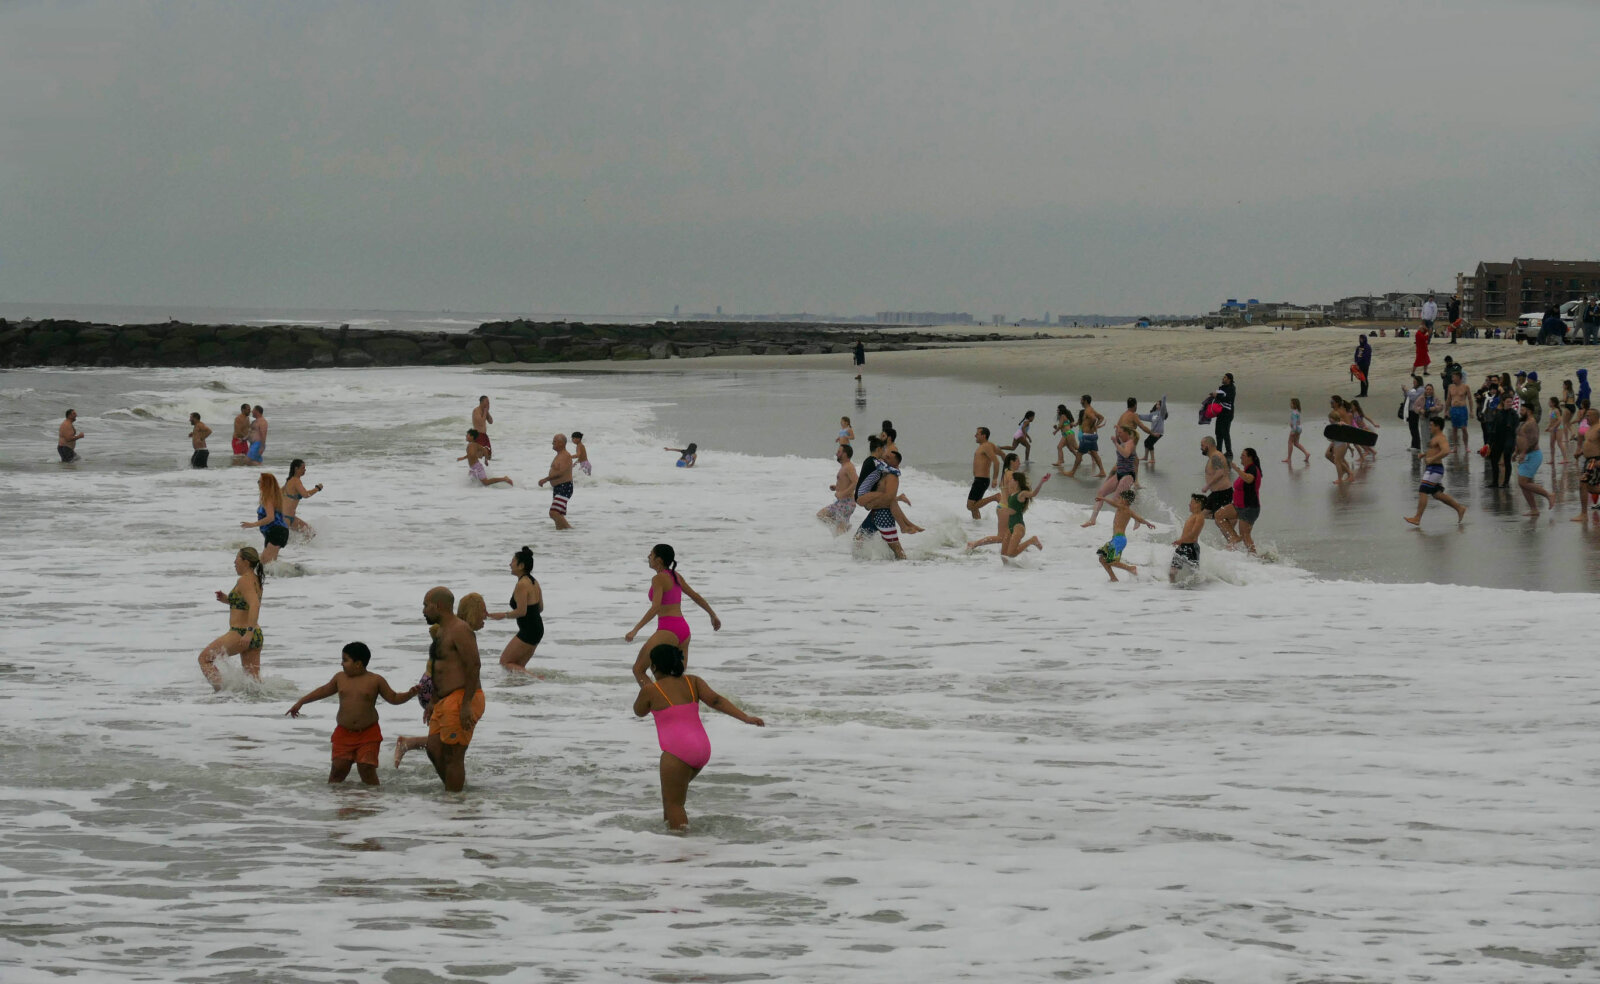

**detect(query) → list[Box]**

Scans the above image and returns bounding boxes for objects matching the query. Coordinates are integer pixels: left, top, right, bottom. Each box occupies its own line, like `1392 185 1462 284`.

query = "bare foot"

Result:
1455 506 1467 522
1404 515 1420 526
393 739 408 769
1080 519 1096 528
1281 458 1291 463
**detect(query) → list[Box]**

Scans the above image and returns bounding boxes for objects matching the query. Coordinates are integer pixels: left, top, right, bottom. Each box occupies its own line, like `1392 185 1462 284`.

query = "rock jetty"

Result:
0 318 1023 370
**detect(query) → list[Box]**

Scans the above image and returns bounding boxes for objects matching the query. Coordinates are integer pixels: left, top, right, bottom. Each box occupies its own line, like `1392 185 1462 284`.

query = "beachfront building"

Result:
874 311 975 325
1461 258 1600 322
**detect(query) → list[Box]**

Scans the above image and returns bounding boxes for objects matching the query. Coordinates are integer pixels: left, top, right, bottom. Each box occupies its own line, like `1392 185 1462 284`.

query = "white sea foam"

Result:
0 366 1595 982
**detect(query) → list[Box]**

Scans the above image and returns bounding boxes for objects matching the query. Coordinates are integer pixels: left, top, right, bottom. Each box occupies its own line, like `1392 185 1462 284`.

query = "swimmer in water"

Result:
461 429 512 487
286 641 416 786
393 593 485 766
571 431 591 476
1169 493 1206 582
627 544 720 686
1082 425 1139 526
198 547 265 689
632 642 764 830
231 403 251 460
666 443 698 468
472 396 494 459
57 409 84 462
188 412 212 468
537 433 575 529
241 472 290 563
282 458 323 536
486 545 544 674
998 471 1049 558
817 443 858 534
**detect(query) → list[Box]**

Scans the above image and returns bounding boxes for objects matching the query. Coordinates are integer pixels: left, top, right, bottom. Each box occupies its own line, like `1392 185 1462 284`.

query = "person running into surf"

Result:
996 471 1048 558
1066 395 1106 477
632 642 764 831
1214 447 1263 553
854 447 910 558
627 544 721 686
1198 436 1233 526
1051 404 1078 466
198 547 265 689
461 429 513 487
965 453 1022 553
241 472 290 563
486 545 544 675
817 443 858 534
1169 493 1207 582
1348 399 1379 462
1545 396 1571 466
1404 418 1467 528
287 641 417 786
1082 425 1139 526
666 444 698 468
570 431 591 476
1572 409 1600 523
967 426 1003 519
282 458 323 535
1095 491 1155 582
999 410 1036 461
1283 398 1310 464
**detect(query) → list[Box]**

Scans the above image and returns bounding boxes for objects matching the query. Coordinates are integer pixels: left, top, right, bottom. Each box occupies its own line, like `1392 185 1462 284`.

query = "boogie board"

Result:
1324 424 1378 447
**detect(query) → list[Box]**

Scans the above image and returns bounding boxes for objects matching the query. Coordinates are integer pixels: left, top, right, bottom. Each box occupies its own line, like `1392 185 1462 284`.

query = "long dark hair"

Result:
652 543 679 585
513 545 534 576
1012 472 1032 514
650 643 686 677
287 458 305 482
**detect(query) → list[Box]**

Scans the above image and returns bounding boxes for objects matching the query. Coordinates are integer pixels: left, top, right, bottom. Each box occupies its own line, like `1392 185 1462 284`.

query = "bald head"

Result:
423 586 455 625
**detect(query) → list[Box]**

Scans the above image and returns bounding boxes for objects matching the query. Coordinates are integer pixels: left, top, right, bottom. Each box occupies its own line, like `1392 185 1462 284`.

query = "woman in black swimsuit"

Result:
488 545 544 674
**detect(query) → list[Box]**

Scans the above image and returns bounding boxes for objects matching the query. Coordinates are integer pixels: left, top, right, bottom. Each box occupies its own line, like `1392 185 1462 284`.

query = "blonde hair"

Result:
429 592 487 637
237 546 264 588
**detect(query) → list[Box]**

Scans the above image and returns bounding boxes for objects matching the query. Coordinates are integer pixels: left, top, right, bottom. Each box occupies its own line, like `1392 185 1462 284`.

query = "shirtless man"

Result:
1198 436 1233 531
471 396 494 459
57 409 84 462
232 403 252 459
1572 409 1600 523
1513 405 1554 517
1404 417 1467 527
537 433 575 529
247 405 268 464
1117 397 1153 442
1445 370 1472 452
188 412 212 468
1169 493 1207 582
855 448 907 560
1325 396 1353 485
817 443 858 534
1066 395 1106 477
967 427 1003 519
1095 490 1155 582
399 587 484 792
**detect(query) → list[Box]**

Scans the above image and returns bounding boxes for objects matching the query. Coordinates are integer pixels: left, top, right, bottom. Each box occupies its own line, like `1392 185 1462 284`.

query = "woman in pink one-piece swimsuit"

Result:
632 642 763 830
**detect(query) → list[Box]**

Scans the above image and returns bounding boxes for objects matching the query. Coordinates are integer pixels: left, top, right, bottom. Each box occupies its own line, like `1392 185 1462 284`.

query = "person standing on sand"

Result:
471 396 494 459
1326 397 1354 484
967 427 1002 519
1211 373 1237 460
1067 395 1105 477
537 434 575 529
853 340 866 377
1514 406 1554 516
461 430 513 487
1572 410 1600 523
1420 294 1438 336
1405 418 1467 527
1446 370 1472 453
1402 375 1425 452
57 409 84 462
1284 398 1310 464
818 444 859 533
1447 295 1462 342
1353 334 1372 397
1412 326 1431 377
188 412 212 468
396 587 484 792
232 404 251 459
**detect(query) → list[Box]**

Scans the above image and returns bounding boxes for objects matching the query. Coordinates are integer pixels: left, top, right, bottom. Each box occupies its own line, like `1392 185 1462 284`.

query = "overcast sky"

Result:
1 0 1595 316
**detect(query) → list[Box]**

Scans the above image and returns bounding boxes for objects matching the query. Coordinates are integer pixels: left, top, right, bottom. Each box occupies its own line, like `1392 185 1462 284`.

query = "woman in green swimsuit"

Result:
198 547 264 690
1000 471 1049 558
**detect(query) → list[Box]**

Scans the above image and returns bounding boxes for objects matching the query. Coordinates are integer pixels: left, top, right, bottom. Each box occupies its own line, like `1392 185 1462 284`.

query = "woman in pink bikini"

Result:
632 643 763 830
626 544 720 685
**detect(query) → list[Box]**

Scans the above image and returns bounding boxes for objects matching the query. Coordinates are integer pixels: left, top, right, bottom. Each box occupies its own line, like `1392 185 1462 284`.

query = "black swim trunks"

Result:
263 524 290 548
57 446 77 462
1171 542 1200 568
191 449 209 469
967 476 990 502
1202 489 1232 515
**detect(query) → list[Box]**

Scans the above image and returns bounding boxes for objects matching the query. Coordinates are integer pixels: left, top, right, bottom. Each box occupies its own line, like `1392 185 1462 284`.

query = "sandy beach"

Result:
503 324 1599 415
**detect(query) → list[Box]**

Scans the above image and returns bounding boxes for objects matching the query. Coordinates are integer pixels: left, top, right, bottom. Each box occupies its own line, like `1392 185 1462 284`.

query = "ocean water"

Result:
1 365 1597 983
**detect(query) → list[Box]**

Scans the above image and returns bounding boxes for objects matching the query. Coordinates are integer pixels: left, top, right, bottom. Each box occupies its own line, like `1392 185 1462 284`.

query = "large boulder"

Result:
488 340 517 363
612 344 650 360
463 339 493 364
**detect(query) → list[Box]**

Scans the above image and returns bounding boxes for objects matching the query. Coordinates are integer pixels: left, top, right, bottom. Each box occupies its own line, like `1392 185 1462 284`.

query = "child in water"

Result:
666 443 698 468
1283 398 1310 463
287 642 416 785
1169 493 1207 582
837 416 854 447
632 643 763 830
1095 490 1155 582
571 431 591 475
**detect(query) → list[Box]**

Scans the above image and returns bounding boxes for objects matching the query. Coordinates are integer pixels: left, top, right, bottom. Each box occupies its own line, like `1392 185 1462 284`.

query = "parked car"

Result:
1514 300 1582 343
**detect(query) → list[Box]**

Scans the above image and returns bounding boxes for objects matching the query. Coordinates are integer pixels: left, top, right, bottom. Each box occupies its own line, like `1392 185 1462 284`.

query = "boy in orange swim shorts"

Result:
429 687 487 747
288 642 417 785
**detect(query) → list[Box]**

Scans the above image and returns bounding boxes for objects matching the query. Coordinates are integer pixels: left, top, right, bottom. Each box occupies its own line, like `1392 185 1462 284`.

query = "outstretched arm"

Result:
287 677 339 717
693 676 764 726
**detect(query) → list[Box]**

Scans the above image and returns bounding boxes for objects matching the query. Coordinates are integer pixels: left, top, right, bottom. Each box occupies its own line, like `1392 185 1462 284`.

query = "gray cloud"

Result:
2 0 1596 314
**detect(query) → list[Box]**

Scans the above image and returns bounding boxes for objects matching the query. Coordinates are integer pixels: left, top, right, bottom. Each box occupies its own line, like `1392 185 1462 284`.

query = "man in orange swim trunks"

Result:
417 586 484 792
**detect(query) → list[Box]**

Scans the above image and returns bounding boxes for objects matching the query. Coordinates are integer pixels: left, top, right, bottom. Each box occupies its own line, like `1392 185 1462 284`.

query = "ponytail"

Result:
652 543 680 585
238 547 264 590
